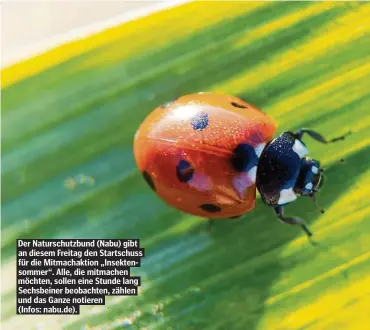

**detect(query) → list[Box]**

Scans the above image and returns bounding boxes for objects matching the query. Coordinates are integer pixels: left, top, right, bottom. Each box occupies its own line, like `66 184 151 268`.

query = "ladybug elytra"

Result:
133 93 349 237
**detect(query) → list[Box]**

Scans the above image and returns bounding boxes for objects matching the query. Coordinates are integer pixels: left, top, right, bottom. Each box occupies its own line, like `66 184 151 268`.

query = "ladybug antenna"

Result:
311 193 325 214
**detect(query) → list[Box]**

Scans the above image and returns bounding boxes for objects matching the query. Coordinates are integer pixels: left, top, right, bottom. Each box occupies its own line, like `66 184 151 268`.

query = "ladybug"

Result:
133 93 349 237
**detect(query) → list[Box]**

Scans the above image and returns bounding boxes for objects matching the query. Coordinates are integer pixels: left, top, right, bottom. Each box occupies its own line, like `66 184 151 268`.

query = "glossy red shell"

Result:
133 93 277 218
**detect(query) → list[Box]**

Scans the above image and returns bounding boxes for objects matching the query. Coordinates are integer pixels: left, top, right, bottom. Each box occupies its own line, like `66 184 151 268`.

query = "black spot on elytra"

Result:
191 112 209 130
231 101 247 109
176 160 194 182
142 171 155 191
200 204 221 213
231 143 258 172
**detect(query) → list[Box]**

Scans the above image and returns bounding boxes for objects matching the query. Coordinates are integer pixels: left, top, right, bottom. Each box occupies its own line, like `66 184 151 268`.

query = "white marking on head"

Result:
311 166 318 174
292 139 309 158
254 143 266 158
232 172 254 198
278 188 297 205
305 182 313 190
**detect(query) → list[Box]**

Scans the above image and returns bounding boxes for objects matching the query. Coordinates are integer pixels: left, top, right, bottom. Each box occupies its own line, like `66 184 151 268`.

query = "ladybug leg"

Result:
274 206 313 237
295 129 351 144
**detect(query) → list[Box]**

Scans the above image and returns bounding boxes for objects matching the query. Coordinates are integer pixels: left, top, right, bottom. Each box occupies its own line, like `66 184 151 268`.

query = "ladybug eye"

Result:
231 102 247 109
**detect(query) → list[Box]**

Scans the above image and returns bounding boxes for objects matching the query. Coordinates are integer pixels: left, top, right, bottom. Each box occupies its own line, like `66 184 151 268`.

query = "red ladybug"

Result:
133 93 349 236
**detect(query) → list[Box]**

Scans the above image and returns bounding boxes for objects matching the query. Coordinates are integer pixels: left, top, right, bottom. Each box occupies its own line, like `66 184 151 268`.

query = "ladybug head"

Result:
256 132 326 211
293 157 324 197
293 157 326 213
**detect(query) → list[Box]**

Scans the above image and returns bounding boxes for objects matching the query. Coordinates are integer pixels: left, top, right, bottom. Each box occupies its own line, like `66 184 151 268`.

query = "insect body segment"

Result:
256 128 349 236
134 93 276 219
134 93 349 237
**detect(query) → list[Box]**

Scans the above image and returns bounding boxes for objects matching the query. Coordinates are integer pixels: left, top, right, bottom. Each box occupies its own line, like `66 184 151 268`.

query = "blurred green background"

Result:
2 2 370 329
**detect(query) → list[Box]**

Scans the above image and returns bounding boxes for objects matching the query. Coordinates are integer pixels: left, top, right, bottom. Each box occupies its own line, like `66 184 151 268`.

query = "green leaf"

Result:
2 2 370 329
